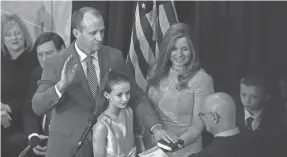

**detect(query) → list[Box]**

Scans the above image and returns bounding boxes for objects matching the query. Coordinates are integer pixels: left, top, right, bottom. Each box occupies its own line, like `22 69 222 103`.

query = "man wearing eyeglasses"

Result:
188 92 254 157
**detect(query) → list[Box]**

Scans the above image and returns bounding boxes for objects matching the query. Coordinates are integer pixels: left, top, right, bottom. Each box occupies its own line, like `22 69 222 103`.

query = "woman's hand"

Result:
1 110 12 128
1 102 11 113
1 103 12 128
152 125 179 143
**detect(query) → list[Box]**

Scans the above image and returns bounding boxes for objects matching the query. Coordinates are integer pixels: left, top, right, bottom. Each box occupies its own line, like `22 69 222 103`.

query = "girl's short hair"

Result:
240 73 268 93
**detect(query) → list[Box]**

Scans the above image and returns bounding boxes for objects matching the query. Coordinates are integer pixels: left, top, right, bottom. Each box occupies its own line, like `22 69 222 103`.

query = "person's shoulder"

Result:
101 45 122 54
188 68 213 86
97 113 113 125
195 69 213 81
100 45 123 58
92 119 108 137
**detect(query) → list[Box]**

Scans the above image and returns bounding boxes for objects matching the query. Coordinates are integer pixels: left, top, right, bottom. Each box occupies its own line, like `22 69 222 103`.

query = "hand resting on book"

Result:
157 139 184 152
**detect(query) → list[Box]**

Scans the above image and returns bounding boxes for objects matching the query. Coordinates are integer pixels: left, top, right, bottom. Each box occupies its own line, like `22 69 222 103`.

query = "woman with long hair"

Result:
147 23 215 156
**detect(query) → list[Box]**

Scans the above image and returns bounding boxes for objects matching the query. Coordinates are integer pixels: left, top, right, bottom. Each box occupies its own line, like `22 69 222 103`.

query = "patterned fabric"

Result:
85 55 100 102
97 107 136 157
148 68 214 157
246 117 255 131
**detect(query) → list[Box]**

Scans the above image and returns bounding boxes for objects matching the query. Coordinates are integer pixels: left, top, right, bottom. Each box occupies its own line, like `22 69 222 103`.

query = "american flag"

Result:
127 0 178 91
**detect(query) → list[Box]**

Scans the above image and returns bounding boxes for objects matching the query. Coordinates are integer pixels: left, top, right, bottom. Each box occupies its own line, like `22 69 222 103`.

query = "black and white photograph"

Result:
1 1 287 157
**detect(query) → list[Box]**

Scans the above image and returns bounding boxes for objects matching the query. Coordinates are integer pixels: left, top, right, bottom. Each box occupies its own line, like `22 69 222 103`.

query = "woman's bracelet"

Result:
178 139 185 149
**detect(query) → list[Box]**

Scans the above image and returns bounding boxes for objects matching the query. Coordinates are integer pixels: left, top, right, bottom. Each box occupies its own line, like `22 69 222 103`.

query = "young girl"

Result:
92 69 136 157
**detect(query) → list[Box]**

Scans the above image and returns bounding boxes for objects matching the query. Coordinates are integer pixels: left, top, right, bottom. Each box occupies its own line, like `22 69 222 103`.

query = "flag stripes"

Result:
139 14 156 58
135 3 157 66
127 1 178 90
132 26 150 79
163 2 178 25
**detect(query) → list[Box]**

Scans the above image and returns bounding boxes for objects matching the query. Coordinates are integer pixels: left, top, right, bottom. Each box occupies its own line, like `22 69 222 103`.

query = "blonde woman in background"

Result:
1 13 39 157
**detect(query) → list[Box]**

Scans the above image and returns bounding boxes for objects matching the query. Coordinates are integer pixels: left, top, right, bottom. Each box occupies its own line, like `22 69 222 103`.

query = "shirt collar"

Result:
75 42 98 62
214 127 240 137
244 109 262 121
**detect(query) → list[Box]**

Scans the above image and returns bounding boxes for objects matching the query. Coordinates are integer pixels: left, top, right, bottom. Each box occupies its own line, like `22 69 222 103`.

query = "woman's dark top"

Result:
1 50 38 134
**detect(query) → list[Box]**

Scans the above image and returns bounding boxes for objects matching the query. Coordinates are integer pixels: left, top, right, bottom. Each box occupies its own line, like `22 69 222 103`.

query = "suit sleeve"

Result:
32 58 61 116
23 71 42 136
113 50 160 131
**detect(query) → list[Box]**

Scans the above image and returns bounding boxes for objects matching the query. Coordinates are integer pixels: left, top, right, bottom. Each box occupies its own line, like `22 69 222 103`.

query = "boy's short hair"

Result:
240 73 268 93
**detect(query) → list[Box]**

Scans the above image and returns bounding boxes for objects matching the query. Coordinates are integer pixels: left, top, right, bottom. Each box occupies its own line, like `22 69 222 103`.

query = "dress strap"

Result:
100 113 121 155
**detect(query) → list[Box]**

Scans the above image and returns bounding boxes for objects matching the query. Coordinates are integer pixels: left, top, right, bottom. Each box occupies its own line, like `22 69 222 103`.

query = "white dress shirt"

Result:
215 127 240 137
244 109 262 130
74 43 100 82
55 43 100 97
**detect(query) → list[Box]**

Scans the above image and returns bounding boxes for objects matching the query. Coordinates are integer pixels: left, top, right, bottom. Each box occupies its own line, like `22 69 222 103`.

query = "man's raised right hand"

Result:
56 55 78 93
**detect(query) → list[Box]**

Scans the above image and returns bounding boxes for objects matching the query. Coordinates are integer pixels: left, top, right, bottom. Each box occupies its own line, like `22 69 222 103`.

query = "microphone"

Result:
18 135 40 157
72 117 97 157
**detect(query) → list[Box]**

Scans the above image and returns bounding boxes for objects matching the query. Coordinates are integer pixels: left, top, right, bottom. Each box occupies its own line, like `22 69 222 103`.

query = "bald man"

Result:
188 92 253 157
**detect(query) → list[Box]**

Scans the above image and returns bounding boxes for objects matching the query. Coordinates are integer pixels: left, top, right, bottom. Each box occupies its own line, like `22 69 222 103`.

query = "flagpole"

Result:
152 0 158 42
171 0 179 23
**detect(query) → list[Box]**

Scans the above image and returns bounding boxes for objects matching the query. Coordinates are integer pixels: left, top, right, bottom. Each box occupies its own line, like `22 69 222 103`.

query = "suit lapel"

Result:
98 46 109 80
93 47 109 115
66 43 95 111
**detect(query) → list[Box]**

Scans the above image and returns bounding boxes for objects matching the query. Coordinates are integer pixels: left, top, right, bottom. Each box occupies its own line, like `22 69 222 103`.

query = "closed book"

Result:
157 139 178 152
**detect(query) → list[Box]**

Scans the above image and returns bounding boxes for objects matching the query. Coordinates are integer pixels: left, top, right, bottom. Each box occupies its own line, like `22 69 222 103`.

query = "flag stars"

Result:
141 2 146 9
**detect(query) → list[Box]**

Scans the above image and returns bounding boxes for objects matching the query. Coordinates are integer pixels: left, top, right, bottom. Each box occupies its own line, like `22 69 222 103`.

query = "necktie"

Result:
246 117 254 131
85 55 100 102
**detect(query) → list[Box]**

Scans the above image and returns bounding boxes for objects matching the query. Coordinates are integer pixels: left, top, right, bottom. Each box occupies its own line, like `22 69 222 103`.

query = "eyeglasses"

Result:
198 112 222 120
5 31 22 39
198 112 213 120
5 32 22 40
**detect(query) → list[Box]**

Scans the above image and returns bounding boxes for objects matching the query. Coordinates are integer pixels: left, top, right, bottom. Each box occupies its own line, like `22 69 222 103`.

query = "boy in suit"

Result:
237 74 272 133
237 73 286 157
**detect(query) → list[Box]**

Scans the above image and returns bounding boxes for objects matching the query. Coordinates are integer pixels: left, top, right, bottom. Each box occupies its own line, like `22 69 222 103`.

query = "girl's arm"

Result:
92 121 108 157
179 74 214 146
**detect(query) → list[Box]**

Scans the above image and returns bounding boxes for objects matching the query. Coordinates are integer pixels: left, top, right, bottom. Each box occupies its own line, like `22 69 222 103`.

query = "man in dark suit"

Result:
23 32 66 156
188 93 253 157
32 7 177 157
